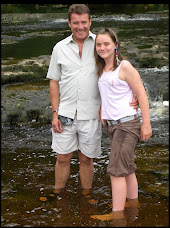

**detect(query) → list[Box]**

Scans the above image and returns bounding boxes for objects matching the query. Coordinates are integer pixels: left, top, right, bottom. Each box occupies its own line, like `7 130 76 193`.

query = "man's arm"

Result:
99 106 105 126
50 79 63 133
130 93 139 111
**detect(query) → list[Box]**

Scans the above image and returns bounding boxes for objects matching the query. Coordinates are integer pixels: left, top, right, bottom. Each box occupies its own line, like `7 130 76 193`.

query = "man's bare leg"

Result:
78 150 93 190
78 150 98 204
55 152 73 191
40 153 72 202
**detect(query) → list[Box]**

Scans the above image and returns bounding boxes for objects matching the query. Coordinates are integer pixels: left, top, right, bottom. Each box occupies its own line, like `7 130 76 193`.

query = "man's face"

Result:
68 13 91 42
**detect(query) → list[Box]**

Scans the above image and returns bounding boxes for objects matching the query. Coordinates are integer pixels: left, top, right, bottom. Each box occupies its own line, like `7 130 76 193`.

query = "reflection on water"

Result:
1 124 169 227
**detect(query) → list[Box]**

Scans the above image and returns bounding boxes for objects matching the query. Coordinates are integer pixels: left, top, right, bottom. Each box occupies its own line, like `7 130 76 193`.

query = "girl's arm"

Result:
120 61 152 141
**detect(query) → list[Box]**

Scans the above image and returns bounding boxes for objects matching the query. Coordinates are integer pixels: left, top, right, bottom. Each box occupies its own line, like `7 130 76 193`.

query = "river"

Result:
1 4 169 227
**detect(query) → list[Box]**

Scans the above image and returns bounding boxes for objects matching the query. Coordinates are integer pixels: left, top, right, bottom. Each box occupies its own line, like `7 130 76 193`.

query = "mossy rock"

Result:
1 59 49 85
6 112 21 126
138 56 167 68
26 109 40 122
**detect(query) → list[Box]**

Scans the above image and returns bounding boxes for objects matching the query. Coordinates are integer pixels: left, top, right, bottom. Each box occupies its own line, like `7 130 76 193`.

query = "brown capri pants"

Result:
104 116 141 177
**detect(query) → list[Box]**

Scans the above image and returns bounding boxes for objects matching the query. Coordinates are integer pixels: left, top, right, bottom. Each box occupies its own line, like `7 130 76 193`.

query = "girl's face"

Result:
95 34 116 61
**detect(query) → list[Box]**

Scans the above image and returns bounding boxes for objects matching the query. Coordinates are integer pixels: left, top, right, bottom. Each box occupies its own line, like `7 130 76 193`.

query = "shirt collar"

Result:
65 31 96 45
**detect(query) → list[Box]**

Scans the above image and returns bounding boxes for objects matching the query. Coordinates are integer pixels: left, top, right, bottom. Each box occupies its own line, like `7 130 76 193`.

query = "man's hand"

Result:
99 107 105 125
101 118 105 126
130 94 139 111
52 114 63 133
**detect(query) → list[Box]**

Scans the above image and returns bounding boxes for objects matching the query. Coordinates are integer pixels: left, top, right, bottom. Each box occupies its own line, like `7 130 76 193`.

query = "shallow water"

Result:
1 122 169 227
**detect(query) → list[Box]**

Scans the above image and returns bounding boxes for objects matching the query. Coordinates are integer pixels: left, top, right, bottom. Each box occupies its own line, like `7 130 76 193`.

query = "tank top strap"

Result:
113 60 125 79
116 60 129 77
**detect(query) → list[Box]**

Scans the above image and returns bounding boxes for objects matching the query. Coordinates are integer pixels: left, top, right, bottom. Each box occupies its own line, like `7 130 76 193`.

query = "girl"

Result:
91 28 152 221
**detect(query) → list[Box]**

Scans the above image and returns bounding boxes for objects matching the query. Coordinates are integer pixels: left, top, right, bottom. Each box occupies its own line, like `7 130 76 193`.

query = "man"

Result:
45 4 138 197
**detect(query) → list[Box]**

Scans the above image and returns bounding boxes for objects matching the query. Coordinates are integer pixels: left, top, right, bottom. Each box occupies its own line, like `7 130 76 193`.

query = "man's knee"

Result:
56 153 73 166
78 150 93 166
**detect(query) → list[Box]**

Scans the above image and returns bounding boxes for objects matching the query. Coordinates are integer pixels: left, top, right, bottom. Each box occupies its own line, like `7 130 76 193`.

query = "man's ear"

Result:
68 19 71 28
89 18 92 26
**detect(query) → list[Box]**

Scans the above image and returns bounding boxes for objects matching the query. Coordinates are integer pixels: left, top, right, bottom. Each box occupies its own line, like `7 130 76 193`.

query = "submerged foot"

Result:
125 198 140 208
108 198 140 208
81 188 92 196
88 199 98 204
81 188 98 204
40 188 65 202
91 210 124 221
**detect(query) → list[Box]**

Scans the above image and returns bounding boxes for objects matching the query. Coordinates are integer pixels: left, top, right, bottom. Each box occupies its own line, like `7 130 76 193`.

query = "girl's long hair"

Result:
94 28 126 77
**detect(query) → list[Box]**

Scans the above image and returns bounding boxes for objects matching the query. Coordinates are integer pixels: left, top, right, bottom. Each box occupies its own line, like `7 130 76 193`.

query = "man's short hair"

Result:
68 4 91 21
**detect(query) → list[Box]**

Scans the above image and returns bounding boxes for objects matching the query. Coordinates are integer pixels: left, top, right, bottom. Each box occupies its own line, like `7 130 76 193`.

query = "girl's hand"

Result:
141 123 152 141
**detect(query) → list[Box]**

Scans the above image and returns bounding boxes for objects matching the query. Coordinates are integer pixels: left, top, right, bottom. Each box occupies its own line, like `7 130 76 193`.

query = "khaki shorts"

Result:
51 114 102 158
104 116 141 177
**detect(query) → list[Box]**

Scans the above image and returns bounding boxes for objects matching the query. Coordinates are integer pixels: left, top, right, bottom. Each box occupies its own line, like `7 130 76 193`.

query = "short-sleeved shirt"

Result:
46 31 101 120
